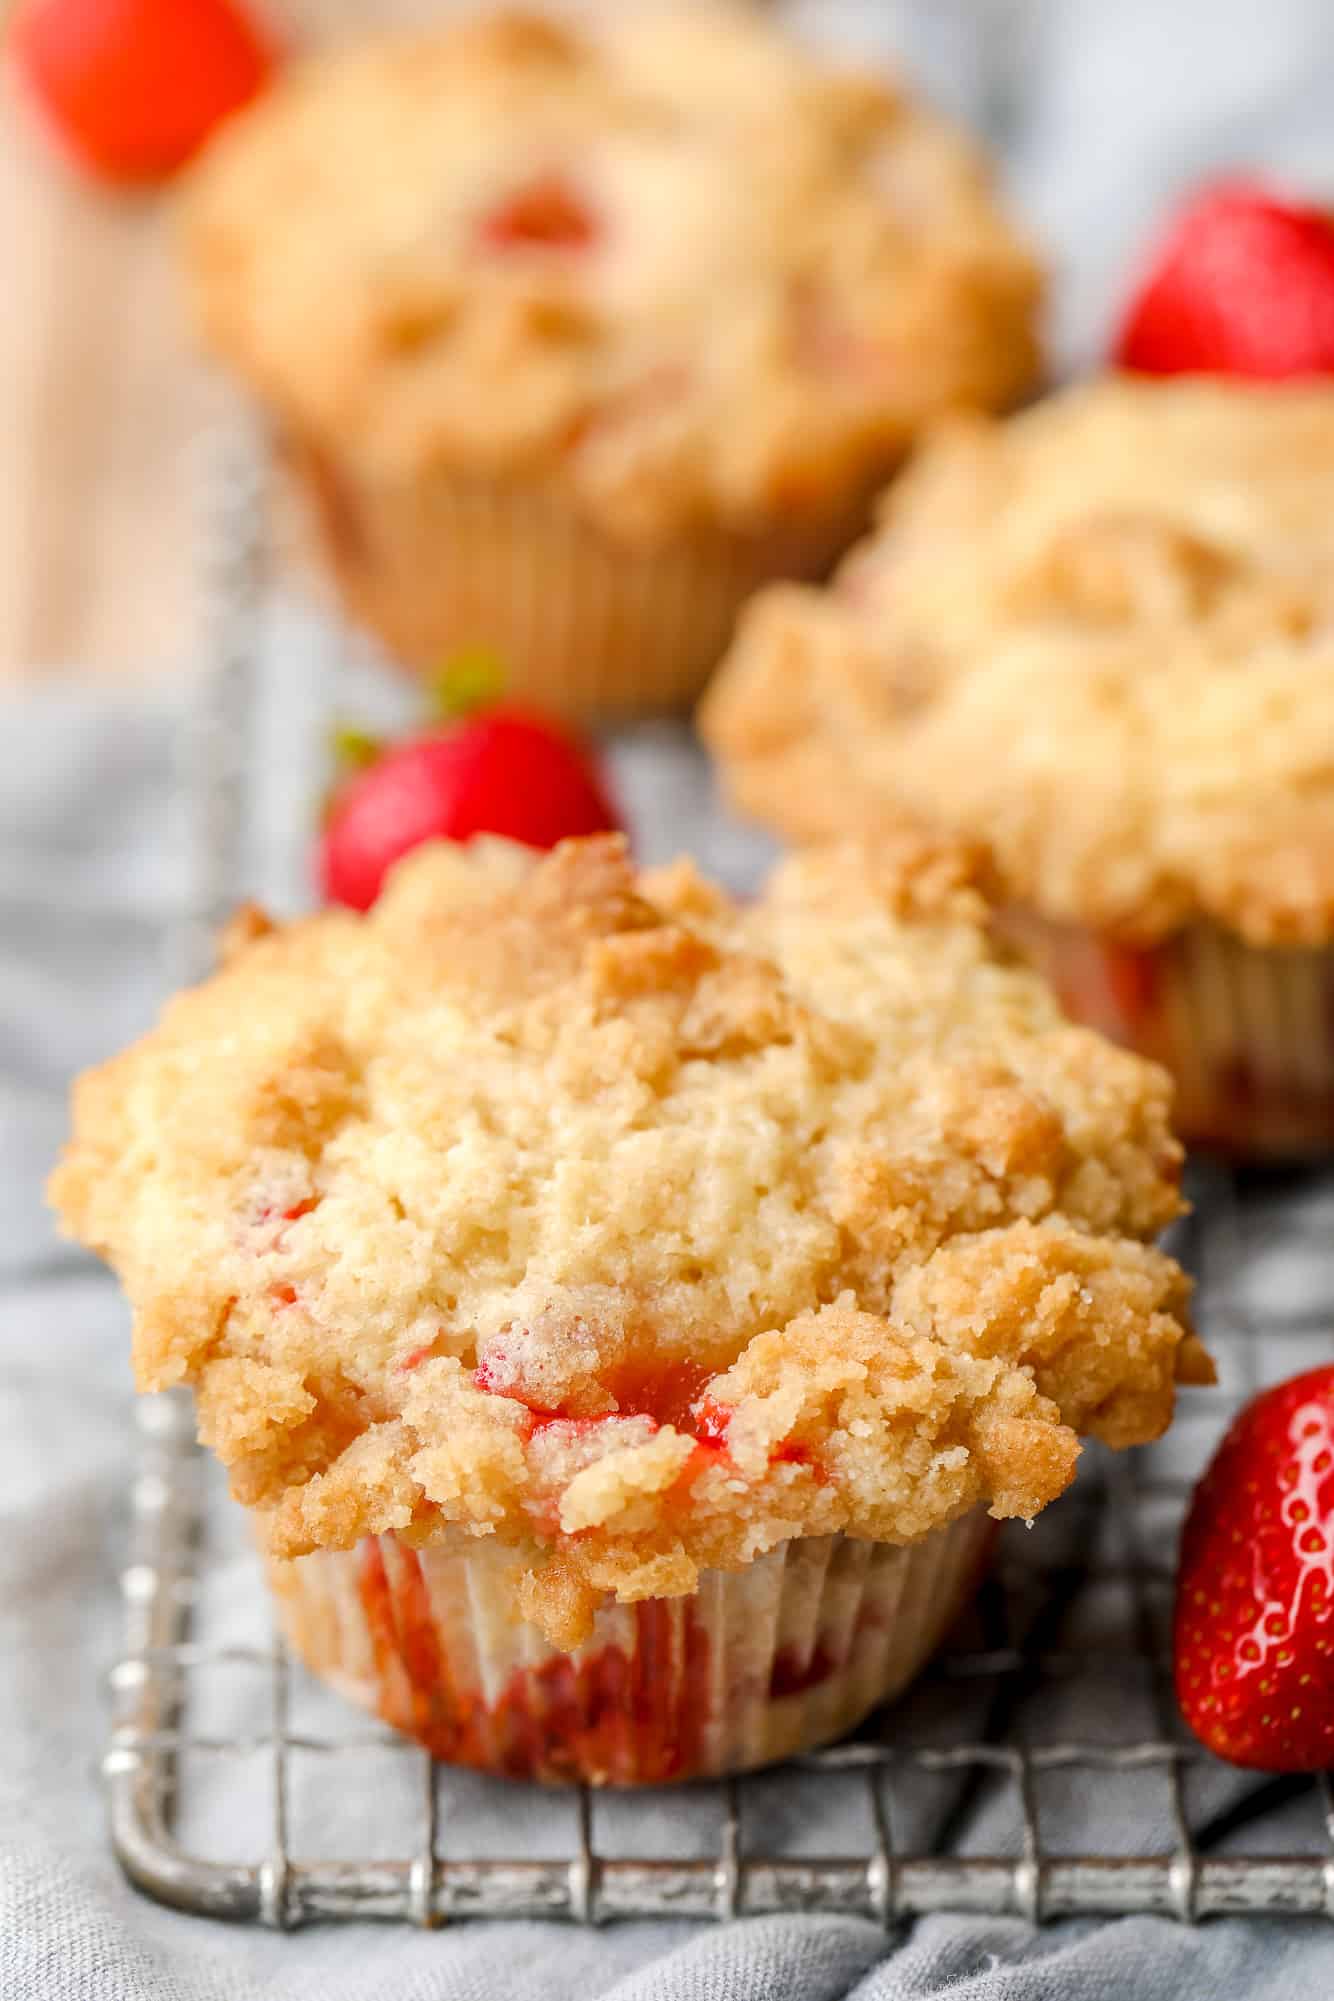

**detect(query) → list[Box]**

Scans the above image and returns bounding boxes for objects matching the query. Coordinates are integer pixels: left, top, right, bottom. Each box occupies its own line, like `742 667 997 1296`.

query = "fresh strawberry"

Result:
10 0 273 184
1115 181 1334 378
319 709 621 912
1175 1365 1334 1770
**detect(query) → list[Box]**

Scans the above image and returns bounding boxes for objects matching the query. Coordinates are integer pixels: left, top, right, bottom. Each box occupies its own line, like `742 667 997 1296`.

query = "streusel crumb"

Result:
181 7 1040 542
51 835 1203 1645
703 375 1334 945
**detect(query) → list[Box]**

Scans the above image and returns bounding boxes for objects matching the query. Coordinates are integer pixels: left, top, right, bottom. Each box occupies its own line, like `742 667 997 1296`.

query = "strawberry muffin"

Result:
51 835 1204 1783
704 375 1334 1156
180 7 1041 720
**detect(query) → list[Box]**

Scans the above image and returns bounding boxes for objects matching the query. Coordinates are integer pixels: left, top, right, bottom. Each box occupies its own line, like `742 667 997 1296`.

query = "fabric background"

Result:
8 1 1334 1992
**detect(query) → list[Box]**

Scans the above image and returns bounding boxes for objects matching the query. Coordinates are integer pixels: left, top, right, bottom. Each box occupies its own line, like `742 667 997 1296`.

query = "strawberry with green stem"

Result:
319 652 622 912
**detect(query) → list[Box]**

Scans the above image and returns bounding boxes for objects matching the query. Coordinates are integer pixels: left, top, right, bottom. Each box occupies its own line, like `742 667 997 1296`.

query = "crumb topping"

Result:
51 835 1201 1644
703 376 1334 946
181 7 1040 542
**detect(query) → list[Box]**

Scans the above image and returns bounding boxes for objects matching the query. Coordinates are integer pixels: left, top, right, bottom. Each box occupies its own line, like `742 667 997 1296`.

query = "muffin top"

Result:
51 836 1203 1645
704 375 1334 946
181 7 1040 542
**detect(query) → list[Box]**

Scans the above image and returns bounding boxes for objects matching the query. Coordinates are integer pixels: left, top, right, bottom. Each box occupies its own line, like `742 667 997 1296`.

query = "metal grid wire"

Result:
100 429 1334 1928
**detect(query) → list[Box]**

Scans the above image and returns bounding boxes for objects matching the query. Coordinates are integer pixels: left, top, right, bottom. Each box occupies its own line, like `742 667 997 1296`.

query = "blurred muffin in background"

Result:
181 6 1041 719
703 375 1334 1156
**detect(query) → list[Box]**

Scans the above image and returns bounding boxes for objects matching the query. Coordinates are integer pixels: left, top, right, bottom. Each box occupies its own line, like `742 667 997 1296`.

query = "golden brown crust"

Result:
702 376 1334 947
51 834 1198 1644
180 7 1040 544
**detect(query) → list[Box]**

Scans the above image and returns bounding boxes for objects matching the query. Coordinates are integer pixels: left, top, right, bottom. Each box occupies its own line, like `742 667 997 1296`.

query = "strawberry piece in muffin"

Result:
479 172 599 251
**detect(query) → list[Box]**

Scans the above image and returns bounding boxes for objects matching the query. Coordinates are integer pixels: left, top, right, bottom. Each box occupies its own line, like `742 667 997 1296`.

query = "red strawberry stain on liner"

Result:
357 1537 708 1782
768 1643 839 1700
357 1534 854 1776
1103 943 1160 1025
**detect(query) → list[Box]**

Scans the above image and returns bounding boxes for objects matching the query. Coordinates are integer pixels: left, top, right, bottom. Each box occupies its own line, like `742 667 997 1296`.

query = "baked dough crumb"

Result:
704 376 1334 946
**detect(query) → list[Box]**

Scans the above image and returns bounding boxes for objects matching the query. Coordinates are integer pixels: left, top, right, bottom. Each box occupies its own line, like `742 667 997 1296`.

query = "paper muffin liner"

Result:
286 438 867 723
269 1512 994 1785
1003 909 1334 1157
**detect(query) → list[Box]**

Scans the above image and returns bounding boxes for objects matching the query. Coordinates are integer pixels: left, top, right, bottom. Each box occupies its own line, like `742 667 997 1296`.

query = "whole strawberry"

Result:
11 0 274 183
1175 1365 1334 1770
1116 181 1334 378
320 708 621 912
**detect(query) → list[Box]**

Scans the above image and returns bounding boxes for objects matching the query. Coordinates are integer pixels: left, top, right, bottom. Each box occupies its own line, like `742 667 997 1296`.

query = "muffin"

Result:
704 375 1334 1156
181 7 1041 720
51 834 1204 1783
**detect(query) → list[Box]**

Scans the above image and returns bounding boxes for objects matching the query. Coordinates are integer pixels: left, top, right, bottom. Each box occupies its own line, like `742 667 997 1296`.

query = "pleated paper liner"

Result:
1003 908 1334 1157
270 1512 995 1786
286 437 869 723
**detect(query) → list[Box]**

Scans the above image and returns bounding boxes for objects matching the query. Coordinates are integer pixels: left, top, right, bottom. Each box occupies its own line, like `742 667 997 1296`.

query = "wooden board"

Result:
0 63 202 678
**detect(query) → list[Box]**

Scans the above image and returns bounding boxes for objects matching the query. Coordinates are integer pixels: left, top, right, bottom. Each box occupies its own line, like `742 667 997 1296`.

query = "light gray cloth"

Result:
10 2 1334 1991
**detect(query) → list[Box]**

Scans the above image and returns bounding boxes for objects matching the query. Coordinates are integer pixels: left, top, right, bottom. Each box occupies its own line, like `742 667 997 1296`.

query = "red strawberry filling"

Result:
770 1438 829 1481
478 174 597 252
472 1348 711 1432
688 1394 827 1482
471 1365 826 1489
256 1195 319 1231
251 1191 321 1246
691 1392 732 1448
396 1337 447 1375
250 1192 321 1310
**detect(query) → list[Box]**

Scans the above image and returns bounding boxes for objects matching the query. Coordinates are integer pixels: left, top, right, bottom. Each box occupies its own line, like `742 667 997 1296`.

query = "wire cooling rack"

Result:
101 427 1334 1928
